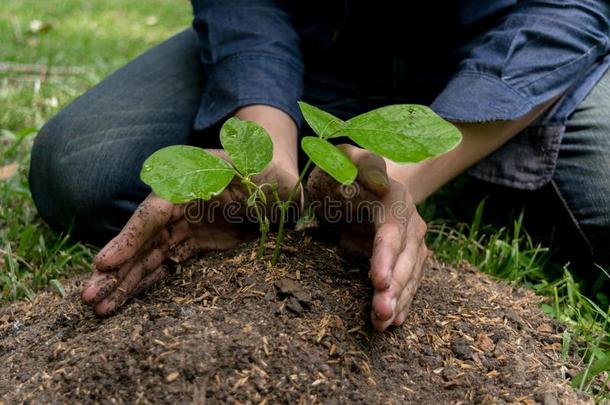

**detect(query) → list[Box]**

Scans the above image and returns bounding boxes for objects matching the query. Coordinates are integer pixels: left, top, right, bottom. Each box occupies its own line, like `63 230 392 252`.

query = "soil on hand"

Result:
0 234 588 404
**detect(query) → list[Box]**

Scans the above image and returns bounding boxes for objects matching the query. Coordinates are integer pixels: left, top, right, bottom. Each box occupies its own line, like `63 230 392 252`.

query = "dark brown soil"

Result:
0 234 589 404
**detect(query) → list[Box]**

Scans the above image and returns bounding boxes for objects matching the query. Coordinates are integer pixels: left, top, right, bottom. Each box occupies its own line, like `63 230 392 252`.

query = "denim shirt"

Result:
191 0 610 190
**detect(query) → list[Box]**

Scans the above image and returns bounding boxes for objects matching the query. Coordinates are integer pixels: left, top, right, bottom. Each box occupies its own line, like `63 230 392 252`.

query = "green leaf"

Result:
561 330 571 359
571 351 610 388
540 303 556 317
141 145 235 203
50 279 66 298
301 137 357 184
298 101 345 139
344 104 462 163
247 191 258 208
220 117 273 176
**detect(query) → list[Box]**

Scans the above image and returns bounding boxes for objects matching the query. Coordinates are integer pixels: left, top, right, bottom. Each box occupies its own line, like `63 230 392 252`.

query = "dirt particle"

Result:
451 338 473 360
285 297 304 315
165 371 180 383
475 332 495 353
537 391 559 405
274 278 311 305
274 278 299 295
537 323 554 334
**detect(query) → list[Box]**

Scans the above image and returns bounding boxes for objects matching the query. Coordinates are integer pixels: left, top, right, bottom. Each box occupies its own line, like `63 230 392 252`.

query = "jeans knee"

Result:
29 116 143 245
30 118 65 231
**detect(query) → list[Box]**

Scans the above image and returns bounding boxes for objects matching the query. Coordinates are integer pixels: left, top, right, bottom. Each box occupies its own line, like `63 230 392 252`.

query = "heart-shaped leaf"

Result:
344 104 461 163
220 117 273 176
141 145 235 203
298 101 345 139
301 137 357 184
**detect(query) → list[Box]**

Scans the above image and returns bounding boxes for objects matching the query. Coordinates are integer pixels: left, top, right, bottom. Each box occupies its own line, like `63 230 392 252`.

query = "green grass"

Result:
2 0 610 400
427 200 610 401
0 0 190 299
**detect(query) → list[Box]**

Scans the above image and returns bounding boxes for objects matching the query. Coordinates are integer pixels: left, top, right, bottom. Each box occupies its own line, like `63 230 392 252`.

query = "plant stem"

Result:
272 203 287 266
271 159 313 265
288 159 313 206
243 179 268 257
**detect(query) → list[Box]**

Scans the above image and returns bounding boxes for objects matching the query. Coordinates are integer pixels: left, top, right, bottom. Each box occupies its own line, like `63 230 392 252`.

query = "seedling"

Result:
140 102 461 265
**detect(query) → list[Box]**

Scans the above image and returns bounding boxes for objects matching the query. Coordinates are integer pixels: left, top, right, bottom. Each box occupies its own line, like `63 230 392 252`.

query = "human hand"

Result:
81 151 298 315
307 145 428 331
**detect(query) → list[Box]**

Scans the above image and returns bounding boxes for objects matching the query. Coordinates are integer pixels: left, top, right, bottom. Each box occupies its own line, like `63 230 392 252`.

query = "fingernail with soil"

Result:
394 312 405 325
95 299 115 316
81 282 98 303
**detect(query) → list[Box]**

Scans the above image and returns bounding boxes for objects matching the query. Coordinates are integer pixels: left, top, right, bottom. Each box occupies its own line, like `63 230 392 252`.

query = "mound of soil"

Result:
0 234 588 404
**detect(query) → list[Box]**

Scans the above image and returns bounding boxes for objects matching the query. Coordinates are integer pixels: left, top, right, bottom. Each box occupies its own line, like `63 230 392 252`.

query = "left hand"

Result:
307 145 429 331
81 150 299 315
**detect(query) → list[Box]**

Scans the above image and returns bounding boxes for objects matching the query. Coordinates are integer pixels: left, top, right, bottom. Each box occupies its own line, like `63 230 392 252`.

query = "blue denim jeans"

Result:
29 30 610 271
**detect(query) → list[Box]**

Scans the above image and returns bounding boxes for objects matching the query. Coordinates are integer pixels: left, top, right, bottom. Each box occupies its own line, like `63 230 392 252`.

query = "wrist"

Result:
385 160 429 205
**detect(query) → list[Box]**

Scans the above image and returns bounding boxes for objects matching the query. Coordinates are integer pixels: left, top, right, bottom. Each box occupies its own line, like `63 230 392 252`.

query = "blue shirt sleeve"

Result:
431 0 610 122
190 0 303 131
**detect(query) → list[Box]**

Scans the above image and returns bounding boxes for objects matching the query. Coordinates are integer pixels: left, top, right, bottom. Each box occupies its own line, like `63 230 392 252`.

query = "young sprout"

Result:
140 117 273 256
140 102 462 265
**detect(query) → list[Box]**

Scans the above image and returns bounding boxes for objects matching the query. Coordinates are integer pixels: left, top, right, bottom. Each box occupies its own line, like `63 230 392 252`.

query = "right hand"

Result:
81 152 298 315
307 145 428 331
